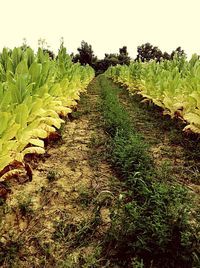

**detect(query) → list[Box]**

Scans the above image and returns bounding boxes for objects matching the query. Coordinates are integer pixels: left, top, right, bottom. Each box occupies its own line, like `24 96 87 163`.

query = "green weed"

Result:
18 198 33 216
98 75 200 268
0 240 22 267
53 207 101 248
47 170 57 182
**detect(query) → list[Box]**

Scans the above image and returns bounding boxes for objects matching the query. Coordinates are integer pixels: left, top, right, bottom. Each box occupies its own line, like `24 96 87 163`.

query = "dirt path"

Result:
0 78 114 267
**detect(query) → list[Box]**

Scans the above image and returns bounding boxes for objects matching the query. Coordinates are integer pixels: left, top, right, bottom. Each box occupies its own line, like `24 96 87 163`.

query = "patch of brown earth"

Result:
0 79 115 267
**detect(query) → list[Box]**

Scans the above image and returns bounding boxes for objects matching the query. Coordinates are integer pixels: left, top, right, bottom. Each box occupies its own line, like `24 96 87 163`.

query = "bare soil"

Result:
0 78 115 267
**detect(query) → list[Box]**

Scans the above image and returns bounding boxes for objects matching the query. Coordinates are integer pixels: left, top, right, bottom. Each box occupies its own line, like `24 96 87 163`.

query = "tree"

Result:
135 42 163 62
93 54 118 75
94 46 131 75
162 51 171 60
118 46 131 65
72 41 97 66
170 46 186 59
135 43 186 62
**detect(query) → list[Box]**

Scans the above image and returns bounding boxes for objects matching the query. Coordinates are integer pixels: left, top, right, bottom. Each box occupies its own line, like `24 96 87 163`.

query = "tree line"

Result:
21 38 186 75
71 41 186 75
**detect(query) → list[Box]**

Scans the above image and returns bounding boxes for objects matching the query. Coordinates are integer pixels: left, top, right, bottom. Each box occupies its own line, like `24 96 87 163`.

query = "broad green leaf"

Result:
0 155 13 171
15 60 29 76
29 62 42 83
15 103 29 128
22 146 45 156
0 112 10 136
2 123 20 141
29 138 44 147
184 112 200 126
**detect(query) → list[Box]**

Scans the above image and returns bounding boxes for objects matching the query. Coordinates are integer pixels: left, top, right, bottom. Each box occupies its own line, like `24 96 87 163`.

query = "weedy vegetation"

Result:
98 75 200 268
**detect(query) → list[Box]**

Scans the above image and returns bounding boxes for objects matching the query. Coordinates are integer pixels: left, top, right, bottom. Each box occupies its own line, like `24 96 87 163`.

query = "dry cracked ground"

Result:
0 78 115 267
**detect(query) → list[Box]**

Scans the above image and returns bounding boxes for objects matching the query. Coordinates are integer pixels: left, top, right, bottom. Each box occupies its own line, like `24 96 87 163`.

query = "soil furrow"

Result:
0 78 114 267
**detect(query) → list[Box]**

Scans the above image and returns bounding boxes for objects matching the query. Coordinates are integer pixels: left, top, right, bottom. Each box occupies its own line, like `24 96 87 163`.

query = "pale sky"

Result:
1 0 200 59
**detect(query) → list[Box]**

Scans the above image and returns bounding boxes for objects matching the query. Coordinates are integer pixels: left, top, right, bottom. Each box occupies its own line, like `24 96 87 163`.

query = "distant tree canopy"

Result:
136 43 169 62
94 54 118 74
72 41 97 66
135 42 186 62
28 38 187 75
118 46 131 65
72 41 131 75
171 46 186 59
94 46 131 74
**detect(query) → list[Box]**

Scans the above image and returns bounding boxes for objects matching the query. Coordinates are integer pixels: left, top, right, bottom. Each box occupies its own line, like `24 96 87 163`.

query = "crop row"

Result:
106 54 200 134
0 45 94 176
